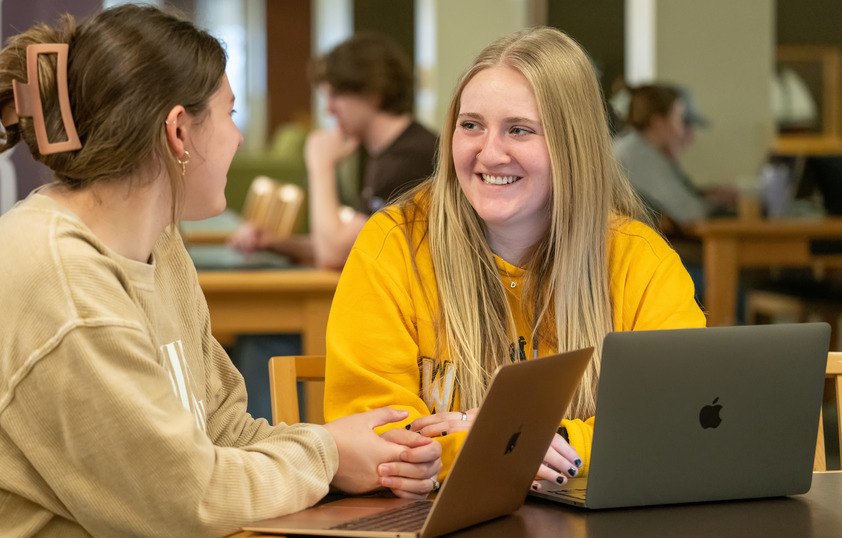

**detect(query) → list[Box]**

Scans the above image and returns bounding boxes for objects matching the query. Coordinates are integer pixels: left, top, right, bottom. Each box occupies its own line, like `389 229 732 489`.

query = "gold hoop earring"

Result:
177 150 190 177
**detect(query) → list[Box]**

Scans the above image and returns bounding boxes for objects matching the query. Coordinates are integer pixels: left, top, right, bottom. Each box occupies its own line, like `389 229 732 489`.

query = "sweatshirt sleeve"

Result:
2 325 338 538
561 417 596 477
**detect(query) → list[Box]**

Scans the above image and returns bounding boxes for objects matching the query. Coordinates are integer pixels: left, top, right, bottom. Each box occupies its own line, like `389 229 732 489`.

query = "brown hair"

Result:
309 31 414 115
626 84 681 131
0 4 226 218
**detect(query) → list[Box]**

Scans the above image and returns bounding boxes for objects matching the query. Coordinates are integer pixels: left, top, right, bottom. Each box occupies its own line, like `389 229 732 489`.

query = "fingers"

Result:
379 428 441 467
407 409 476 438
399 437 442 463
380 477 435 499
377 429 443 499
364 407 410 429
378 460 443 499
535 434 582 485
548 433 582 468
381 427 435 448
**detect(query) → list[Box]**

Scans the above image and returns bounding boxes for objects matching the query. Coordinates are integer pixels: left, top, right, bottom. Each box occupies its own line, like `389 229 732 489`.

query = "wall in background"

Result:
546 0 625 99
777 0 842 48
416 0 537 131
626 0 775 189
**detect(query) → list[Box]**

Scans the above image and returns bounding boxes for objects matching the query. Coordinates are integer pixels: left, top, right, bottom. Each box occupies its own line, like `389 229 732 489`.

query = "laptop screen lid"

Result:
421 346 593 537
243 346 593 537
583 323 829 509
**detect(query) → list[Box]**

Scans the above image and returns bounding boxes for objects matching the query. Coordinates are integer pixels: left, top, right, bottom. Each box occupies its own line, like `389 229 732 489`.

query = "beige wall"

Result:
416 0 535 130
629 0 776 188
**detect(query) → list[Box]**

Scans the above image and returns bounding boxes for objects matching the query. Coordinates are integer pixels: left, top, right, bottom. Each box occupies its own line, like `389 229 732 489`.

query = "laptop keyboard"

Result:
330 500 433 532
547 486 587 501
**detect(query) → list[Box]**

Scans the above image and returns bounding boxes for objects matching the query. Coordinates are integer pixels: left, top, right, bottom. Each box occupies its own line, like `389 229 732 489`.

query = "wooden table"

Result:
198 269 340 355
690 218 842 326
231 471 842 537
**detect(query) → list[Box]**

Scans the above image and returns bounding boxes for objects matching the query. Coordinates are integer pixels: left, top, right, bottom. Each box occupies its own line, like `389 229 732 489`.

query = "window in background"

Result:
195 0 249 135
312 0 353 130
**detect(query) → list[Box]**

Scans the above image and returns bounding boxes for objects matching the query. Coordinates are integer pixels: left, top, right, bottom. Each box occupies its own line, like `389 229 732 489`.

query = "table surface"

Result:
231 471 842 538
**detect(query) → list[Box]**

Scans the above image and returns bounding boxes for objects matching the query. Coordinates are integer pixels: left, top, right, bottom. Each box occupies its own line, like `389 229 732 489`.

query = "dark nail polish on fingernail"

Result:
568 468 577 477
405 424 411 430
574 459 582 467
441 431 448 436
556 476 565 484
531 483 539 490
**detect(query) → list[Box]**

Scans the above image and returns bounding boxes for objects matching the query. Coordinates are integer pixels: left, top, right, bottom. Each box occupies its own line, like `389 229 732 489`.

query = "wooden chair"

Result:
815 352 842 471
268 355 326 426
745 288 842 350
241 176 305 239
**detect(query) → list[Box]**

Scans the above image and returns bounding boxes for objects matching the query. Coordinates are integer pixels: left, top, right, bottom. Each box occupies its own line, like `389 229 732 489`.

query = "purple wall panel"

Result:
0 0 101 211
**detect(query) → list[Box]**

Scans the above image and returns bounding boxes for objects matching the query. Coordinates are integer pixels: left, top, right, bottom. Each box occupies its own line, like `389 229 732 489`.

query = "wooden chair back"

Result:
268 355 326 426
815 352 842 471
241 176 304 239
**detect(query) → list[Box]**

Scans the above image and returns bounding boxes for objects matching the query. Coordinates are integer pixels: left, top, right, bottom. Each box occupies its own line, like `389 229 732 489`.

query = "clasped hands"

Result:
405 409 582 490
322 408 442 499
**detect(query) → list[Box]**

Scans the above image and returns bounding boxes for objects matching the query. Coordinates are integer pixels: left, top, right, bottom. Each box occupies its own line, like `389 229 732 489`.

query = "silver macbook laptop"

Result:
243 346 594 537
531 322 830 509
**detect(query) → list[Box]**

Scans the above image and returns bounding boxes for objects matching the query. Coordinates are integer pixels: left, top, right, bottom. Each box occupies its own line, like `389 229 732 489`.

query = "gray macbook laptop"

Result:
243 346 594 537
531 322 830 509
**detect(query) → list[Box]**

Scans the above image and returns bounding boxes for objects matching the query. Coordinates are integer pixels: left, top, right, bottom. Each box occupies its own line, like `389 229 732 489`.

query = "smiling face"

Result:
181 75 243 221
452 65 552 258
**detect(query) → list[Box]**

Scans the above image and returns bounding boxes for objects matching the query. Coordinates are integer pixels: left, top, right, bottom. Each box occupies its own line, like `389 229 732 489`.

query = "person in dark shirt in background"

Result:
230 31 437 270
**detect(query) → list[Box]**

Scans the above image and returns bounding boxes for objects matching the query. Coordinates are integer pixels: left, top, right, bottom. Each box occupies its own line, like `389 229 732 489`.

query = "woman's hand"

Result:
404 409 479 438
226 221 268 253
322 407 442 497
532 432 582 491
323 407 410 494
378 428 443 499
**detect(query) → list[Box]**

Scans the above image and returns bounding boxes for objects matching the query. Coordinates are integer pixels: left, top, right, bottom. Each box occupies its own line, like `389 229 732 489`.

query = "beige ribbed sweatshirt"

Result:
0 193 338 537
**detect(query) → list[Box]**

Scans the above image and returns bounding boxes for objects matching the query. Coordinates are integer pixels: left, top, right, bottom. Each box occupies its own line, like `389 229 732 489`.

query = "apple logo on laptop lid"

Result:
699 397 723 429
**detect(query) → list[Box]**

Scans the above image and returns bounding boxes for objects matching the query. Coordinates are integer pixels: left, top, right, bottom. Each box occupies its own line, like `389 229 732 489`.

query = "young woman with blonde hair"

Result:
324 26 705 490
0 5 439 536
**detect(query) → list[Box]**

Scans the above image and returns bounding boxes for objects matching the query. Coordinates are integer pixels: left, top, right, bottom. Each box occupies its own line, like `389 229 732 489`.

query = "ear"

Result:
164 105 188 159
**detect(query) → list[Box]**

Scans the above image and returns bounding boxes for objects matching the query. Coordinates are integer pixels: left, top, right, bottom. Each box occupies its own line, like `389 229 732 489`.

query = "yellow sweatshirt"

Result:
325 204 706 480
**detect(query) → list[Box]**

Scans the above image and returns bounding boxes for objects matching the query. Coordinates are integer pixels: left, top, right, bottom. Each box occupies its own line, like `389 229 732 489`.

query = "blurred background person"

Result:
227 31 437 421
229 31 437 270
613 83 740 314
613 83 736 231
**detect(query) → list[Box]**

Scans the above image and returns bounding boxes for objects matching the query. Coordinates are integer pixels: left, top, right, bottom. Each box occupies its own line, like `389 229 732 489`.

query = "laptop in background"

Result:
532 323 830 509
243 346 594 537
186 244 292 271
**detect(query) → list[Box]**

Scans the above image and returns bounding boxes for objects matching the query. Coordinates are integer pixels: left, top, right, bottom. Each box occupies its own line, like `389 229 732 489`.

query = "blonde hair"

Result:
0 5 226 224
398 27 647 416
